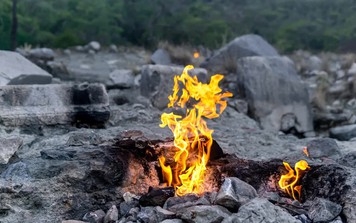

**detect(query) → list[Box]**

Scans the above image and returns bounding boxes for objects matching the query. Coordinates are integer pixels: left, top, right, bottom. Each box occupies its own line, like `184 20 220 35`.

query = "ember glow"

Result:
159 65 232 196
278 160 310 201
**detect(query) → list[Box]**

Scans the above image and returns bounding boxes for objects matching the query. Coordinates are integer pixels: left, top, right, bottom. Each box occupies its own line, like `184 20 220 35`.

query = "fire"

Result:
278 160 310 201
303 146 309 157
159 65 232 196
193 52 200 58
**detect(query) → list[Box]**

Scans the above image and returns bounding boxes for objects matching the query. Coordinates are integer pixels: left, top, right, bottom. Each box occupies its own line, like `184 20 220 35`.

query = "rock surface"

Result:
214 177 257 211
0 83 110 126
0 137 23 164
151 49 172 65
0 50 53 85
330 124 356 141
307 197 342 222
222 198 301 223
177 205 231 223
236 56 313 135
201 34 279 73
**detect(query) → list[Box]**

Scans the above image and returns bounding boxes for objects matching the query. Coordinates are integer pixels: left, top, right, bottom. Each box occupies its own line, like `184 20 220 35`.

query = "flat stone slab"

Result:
0 83 110 126
0 50 52 85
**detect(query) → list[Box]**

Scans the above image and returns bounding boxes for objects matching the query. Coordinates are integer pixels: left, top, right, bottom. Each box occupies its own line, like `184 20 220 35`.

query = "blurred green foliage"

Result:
0 0 355 52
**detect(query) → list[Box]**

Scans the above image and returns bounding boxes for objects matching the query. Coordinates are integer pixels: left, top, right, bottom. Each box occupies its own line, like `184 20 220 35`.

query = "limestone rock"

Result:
107 69 134 88
0 50 52 85
222 198 301 223
236 56 313 135
0 137 23 164
330 124 356 141
306 138 341 159
0 83 110 126
151 48 172 65
201 34 279 73
177 205 231 223
307 197 342 222
104 205 119 223
214 177 257 211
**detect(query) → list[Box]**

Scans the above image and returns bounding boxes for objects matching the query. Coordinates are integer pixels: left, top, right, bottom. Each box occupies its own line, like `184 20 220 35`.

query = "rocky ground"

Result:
0 36 355 223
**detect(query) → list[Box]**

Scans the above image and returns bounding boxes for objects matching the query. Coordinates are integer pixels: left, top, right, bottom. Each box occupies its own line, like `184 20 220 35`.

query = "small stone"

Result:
104 205 119 223
164 193 210 212
83 209 106 223
137 206 158 223
155 206 175 222
214 177 257 211
280 113 296 132
123 192 140 202
109 44 118 53
139 187 175 207
120 200 139 217
0 137 23 164
306 138 341 159
307 197 342 222
177 205 231 223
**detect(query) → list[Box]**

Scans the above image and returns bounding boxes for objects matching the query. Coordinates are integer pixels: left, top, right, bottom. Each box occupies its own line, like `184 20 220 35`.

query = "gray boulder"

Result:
214 177 257 211
330 124 356 141
201 34 279 73
151 48 172 65
306 138 341 159
107 69 135 88
88 41 101 51
0 50 53 85
222 198 301 223
28 48 55 61
236 56 313 135
140 65 208 109
0 83 110 126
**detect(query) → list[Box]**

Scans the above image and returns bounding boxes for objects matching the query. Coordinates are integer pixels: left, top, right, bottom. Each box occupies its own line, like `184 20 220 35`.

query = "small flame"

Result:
193 52 200 58
159 65 232 196
303 147 309 157
278 160 310 201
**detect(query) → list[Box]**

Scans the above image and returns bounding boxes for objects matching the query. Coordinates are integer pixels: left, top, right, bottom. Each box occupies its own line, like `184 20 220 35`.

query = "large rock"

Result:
222 198 301 223
307 197 342 222
236 56 313 135
201 34 279 73
151 49 172 65
0 83 110 126
140 65 208 109
0 50 53 85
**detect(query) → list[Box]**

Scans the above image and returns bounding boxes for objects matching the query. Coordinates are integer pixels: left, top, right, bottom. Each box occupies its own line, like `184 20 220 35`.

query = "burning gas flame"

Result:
193 52 200 58
159 65 232 196
303 146 309 157
278 160 310 201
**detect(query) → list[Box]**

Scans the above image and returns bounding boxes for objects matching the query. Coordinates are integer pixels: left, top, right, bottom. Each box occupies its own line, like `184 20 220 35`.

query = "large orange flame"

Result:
159 65 232 196
278 160 310 201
